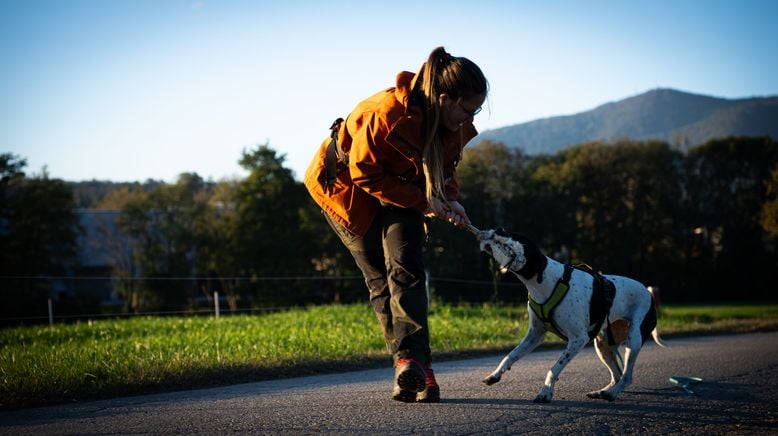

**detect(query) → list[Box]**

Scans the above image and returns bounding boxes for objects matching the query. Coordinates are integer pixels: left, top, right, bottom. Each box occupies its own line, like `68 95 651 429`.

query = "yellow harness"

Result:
528 264 573 340
528 264 616 343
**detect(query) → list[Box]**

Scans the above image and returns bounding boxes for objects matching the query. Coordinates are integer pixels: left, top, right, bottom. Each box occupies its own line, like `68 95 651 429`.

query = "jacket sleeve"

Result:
348 112 428 212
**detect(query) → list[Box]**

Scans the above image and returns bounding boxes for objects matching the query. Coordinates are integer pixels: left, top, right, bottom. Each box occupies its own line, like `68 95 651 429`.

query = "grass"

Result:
1 303 777 409
655 303 778 334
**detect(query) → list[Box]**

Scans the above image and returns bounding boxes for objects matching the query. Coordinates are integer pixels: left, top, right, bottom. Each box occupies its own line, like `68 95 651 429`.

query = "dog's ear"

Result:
511 233 531 244
494 227 523 242
512 233 535 247
513 234 548 283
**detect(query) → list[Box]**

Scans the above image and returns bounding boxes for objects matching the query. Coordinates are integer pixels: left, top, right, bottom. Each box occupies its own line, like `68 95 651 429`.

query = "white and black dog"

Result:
474 227 665 402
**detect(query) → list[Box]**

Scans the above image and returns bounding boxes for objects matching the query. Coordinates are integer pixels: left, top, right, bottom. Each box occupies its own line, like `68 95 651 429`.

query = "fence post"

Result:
48 298 54 325
214 291 220 319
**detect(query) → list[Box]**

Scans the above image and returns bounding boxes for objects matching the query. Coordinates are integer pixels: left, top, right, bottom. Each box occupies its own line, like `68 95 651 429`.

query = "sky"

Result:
2 0 777 183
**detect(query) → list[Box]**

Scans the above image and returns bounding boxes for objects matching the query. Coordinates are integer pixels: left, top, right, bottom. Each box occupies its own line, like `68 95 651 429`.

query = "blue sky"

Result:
2 0 777 183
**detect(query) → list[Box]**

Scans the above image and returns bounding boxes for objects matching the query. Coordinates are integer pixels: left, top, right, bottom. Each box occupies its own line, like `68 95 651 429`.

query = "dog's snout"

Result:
476 230 495 242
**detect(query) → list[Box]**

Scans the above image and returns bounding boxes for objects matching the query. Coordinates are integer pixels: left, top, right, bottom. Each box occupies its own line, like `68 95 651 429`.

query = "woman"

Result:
304 46 488 403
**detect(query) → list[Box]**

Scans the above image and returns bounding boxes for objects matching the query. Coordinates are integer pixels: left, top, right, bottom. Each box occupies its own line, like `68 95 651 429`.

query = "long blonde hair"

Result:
416 46 488 205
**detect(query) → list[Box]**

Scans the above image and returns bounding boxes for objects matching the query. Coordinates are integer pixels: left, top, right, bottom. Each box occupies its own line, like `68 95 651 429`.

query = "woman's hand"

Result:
424 197 449 218
425 198 470 229
443 200 470 229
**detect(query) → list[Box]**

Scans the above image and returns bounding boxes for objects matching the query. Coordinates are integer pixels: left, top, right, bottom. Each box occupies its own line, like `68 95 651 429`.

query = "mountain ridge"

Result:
476 88 778 154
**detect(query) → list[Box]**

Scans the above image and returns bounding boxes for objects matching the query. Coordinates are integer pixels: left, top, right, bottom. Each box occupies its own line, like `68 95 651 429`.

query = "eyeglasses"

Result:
457 99 482 117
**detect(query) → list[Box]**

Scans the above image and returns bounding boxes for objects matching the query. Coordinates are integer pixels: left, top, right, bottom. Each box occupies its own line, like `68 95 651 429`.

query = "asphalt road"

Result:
2 331 777 435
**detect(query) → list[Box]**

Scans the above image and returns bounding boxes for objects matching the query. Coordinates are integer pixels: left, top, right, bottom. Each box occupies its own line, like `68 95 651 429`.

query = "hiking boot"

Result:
391 383 417 403
393 358 426 399
416 364 440 403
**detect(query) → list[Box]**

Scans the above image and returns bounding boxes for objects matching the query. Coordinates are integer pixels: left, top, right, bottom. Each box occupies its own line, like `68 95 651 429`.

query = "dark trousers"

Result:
324 206 430 365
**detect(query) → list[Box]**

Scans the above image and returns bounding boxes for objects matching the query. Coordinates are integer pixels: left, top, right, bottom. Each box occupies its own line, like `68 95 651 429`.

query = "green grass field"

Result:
2 303 777 409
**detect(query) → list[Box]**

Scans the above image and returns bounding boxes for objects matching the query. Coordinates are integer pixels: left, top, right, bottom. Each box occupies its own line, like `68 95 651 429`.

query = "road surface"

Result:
2 332 777 434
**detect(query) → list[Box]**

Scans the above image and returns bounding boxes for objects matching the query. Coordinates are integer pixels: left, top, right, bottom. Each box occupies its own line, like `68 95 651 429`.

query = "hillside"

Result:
476 89 778 154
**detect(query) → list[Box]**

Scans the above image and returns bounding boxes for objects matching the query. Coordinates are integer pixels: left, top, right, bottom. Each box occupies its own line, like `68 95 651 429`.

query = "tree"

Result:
232 144 324 306
193 178 242 311
685 137 778 299
760 165 778 238
1 156 80 318
117 173 211 310
92 187 146 313
520 152 579 256
562 141 683 280
457 140 686 301
458 140 527 226
297 189 363 304
442 141 531 302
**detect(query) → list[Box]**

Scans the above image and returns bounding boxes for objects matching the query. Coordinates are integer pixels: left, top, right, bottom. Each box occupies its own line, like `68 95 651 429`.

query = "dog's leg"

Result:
482 314 546 386
587 334 623 399
533 334 588 403
597 325 644 401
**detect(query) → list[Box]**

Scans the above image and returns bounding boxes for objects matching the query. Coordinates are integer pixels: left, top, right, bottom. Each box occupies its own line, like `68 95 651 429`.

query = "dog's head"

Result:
477 228 527 274
477 227 547 282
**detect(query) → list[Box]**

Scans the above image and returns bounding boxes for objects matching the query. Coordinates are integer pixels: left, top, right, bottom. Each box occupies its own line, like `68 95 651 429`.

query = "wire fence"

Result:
1 275 364 281
0 274 525 325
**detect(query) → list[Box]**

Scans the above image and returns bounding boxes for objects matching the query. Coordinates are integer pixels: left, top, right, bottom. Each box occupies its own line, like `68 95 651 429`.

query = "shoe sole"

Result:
396 365 426 393
416 387 440 403
391 389 417 403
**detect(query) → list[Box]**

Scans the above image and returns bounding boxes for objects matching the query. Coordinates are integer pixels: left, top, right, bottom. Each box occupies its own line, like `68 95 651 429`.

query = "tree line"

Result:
2 136 777 320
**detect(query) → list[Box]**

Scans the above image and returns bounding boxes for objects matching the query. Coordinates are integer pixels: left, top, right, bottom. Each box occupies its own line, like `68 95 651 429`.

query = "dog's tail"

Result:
651 327 668 348
647 286 668 348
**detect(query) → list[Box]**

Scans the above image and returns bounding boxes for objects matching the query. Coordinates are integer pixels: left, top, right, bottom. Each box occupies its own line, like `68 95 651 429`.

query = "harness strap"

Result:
528 263 617 344
528 264 573 340
324 117 345 192
584 266 617 344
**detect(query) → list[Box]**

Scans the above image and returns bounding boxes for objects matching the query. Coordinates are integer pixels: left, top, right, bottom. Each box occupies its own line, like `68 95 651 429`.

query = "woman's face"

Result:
439 92 486 132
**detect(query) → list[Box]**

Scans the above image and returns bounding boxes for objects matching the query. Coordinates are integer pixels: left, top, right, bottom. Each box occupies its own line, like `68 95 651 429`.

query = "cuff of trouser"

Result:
393 351 430 367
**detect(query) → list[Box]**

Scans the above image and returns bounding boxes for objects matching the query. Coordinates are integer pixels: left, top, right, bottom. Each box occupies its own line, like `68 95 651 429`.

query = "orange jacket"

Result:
304 71 478 237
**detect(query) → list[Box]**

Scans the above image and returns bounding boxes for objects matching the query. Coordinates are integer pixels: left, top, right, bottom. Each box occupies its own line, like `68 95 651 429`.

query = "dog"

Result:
474 227 665 402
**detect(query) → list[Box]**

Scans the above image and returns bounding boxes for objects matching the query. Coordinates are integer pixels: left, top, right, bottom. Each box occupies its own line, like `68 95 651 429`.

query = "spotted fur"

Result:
477 229 666 402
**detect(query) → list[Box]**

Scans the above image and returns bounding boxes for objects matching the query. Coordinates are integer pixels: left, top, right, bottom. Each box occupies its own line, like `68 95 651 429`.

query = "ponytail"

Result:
416 46 488 206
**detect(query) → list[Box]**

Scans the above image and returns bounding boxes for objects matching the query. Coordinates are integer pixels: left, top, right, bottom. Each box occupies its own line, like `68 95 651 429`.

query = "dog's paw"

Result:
587 390 616 401
482 374 501 386
599 391 617 402
533 387 553 403
586 390 604 399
